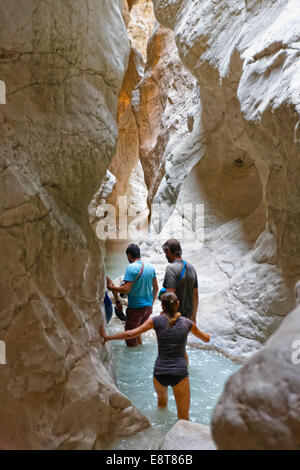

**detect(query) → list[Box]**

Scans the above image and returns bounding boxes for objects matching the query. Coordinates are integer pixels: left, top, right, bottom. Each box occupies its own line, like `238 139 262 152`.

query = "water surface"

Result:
107 336 240 450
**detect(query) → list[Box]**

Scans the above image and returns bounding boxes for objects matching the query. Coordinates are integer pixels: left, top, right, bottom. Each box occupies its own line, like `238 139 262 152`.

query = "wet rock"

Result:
159 420 216 450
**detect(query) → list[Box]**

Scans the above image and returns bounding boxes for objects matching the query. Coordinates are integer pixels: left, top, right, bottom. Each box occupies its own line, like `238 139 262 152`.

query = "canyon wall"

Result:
106 47 144 210
150 0 300 448
147 0 300 358
105 0 155 241
0 0 148 449
133 22 199 208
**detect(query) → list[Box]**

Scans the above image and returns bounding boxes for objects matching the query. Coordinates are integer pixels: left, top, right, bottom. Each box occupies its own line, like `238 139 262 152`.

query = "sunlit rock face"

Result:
133 23 199 208
160 420 216 450
105 0 155 242
147 0 299 357
0 0 149 449
128 0 156 60
107 47 144 210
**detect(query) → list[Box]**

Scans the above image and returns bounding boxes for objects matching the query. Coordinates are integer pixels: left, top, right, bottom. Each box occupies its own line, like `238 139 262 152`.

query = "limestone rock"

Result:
107 47 144 212
126 160 149 243
88 170 116 229
159 420 216 450
133 22 199 207
211 303 300 449
152 0 300 273
148 0 300 449
0 0 149 449
105 2 155 243
146 0 300 357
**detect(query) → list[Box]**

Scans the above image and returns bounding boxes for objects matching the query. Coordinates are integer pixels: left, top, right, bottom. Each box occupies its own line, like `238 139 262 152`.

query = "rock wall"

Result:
133 23 199 208
0 0 149 449
211 301 300 449
128 0 156 60
147 0 300 358
105 0 155 242
150 0 300 449
106 47 144 210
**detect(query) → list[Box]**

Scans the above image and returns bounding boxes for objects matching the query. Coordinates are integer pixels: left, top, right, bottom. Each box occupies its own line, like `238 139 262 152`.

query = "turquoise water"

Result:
107 336 240 450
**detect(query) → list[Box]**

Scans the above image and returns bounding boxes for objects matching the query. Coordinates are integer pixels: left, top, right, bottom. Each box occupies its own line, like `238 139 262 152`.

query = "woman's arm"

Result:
99 317 154 343
190 323 210 342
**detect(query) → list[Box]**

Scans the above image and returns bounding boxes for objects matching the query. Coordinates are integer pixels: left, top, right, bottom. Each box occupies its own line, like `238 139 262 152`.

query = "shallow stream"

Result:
105 242 240 449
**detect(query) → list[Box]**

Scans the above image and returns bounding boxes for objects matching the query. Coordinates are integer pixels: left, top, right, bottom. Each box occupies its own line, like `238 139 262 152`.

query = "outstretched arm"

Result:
100 317 154 343
190 323 210 343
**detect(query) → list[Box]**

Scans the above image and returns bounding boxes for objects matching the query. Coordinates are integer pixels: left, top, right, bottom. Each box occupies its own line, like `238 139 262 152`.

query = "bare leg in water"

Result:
153 375 190 420
173 376 190 420
153 376 168 408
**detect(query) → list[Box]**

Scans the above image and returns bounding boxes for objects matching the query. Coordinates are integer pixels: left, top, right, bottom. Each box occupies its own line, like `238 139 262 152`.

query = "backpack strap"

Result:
133 260 144 283
177 260 186 283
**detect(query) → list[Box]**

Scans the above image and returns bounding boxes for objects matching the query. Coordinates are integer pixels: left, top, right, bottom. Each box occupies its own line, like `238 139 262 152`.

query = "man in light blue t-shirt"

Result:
107 244 158 347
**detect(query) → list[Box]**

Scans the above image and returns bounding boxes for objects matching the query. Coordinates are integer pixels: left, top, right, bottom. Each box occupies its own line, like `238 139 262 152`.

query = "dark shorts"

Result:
154 373 188 387
125 305 152 347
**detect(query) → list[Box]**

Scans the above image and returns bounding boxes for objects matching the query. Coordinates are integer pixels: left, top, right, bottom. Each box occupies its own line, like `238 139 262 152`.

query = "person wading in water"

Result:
106 243 158 347
162 239 199 324
99 292 210 421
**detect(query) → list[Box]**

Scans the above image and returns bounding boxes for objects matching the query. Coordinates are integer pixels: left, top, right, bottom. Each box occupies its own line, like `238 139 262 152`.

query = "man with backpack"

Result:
162 239 199 323
107 243 158 347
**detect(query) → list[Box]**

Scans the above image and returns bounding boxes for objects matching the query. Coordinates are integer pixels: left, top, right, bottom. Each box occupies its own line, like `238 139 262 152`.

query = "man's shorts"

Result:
125 306 152 347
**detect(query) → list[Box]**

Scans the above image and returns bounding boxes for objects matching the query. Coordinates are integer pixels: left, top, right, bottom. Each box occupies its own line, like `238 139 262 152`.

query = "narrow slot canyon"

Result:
1 0 300 451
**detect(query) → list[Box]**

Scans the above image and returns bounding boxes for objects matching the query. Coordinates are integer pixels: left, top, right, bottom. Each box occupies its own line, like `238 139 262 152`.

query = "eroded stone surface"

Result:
152 0 300 273
133 22 199 207
159 420 216 450
146 0 299 358
128 0 156 60
107 47 144 214
150 0 300 449
0 0 149 449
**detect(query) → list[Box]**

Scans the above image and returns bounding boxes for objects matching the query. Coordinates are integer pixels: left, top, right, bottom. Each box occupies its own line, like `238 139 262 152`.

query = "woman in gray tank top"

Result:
99 292 210 421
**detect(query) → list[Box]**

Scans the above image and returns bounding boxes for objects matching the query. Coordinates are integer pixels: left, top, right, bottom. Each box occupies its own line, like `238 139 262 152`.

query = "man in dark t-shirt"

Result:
162 239 198 323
